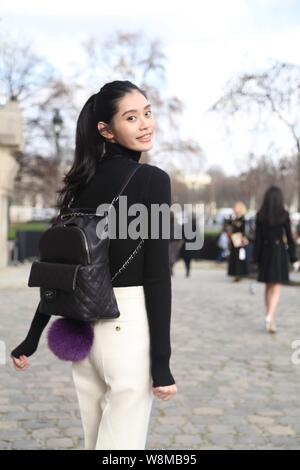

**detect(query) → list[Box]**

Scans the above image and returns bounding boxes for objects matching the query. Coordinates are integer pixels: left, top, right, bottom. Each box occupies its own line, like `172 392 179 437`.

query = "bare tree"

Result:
24 79 79 160
0 32 53 102
0 30 78 160
0 30 81 206
13 154 59 207
236 152 296 210
211 61 300 210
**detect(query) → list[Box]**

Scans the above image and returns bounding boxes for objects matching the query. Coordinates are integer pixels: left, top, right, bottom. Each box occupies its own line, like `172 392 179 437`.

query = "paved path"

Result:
0 261 300 449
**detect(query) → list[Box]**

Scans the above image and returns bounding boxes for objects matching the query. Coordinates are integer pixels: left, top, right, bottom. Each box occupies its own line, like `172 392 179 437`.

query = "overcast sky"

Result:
2 0 300 175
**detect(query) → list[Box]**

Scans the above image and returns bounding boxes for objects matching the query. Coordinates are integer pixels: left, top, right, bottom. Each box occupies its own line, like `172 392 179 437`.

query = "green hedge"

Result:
203 228 220 238
8 222 49 241
8 224 221 243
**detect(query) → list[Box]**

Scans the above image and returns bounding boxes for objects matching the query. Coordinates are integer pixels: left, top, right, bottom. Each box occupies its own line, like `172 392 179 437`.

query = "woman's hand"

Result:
11 355 30 372
152 383 177 401
242 236 249 246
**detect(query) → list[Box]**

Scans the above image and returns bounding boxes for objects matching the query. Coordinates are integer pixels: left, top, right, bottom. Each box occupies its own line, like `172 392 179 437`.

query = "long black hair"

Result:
56 80 147 209
257 186 288 225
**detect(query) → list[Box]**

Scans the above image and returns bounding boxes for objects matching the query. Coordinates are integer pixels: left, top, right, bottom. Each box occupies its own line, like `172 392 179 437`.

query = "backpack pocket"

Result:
28 261 120 322
28 261 81 302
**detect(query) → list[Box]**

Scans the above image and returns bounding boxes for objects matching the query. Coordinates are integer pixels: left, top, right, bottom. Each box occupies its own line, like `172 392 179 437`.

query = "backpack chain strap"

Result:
61 195 120 220
111 237 144 282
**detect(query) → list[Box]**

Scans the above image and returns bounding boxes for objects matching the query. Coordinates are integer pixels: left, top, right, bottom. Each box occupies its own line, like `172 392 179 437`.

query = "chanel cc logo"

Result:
43 289 57 302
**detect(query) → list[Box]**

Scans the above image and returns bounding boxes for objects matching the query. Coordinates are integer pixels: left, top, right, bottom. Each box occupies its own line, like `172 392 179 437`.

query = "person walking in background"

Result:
179 213 197 277
227 202 250 282
253 186 300 333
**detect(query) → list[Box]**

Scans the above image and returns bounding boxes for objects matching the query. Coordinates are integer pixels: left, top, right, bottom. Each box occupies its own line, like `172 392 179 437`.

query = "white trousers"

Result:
71 285 153 450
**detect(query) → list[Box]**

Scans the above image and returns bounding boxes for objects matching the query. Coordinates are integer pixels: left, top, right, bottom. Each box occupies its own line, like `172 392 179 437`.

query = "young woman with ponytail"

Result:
11 80 177 450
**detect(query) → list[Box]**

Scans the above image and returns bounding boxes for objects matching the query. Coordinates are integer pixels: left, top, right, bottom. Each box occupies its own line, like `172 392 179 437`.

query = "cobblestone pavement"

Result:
0 261 300 450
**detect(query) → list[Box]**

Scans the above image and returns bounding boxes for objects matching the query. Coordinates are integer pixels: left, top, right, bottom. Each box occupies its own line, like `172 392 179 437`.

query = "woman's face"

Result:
234 203 244 217
233 203 240 216
99 90 155 152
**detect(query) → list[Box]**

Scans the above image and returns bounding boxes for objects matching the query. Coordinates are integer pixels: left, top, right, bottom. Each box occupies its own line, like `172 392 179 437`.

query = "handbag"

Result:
238 247 246 261
28 164 144 323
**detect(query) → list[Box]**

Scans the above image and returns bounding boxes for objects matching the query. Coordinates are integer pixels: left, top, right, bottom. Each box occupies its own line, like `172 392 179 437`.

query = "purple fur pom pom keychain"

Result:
47 318 94 362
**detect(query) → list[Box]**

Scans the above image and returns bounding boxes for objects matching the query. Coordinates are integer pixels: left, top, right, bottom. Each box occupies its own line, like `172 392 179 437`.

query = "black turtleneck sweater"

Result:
11 141 175 387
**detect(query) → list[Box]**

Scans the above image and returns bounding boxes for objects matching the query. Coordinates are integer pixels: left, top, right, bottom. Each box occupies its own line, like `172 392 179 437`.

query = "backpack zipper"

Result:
73 265 81 289
75 227 91 264
62 224 91 264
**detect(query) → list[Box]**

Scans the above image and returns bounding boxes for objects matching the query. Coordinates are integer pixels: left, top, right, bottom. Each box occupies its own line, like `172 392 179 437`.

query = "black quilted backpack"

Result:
28 165 143 322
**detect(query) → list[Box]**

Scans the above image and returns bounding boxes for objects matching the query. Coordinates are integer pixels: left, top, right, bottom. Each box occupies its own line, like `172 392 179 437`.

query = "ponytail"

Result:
56 94 104 209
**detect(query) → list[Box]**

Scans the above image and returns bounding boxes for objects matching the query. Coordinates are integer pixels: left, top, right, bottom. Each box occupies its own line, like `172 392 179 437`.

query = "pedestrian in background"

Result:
253 186 299 333
216 223 230 263
227 202 250 282
179 213 197 277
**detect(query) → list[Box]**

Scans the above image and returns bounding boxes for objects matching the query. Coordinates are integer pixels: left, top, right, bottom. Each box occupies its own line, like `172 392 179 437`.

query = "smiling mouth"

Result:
136 133 152 140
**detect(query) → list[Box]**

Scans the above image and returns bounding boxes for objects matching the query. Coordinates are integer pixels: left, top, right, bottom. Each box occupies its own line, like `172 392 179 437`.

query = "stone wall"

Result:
0 100 23 267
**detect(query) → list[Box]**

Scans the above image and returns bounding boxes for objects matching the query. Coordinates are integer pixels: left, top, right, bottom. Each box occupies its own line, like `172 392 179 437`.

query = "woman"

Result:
179 213 197 277
11 80 177 449
253 186 299 333
227 202 250 282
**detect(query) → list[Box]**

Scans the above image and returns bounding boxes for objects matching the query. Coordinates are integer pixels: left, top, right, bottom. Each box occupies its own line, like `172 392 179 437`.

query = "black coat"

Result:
227 216 250 277
253 211 297 283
